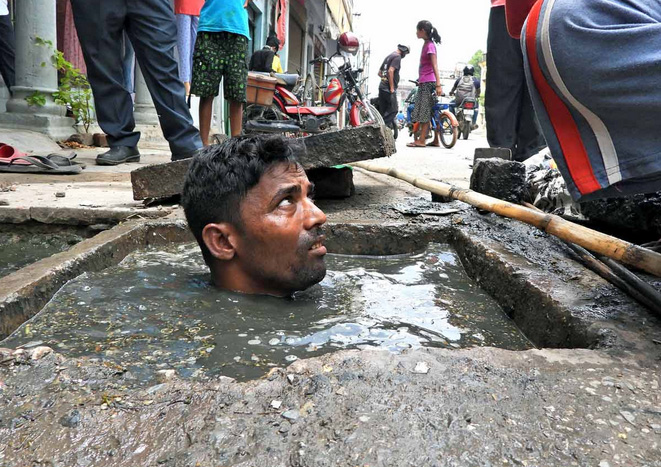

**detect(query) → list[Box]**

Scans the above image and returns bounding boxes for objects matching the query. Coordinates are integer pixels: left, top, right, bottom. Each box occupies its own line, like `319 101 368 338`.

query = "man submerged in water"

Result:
181 134 328 296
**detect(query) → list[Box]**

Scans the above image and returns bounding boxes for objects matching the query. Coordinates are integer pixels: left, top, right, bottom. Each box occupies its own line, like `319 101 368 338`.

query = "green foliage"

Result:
26 91 47 107
468 49 484 80
26 36 95 133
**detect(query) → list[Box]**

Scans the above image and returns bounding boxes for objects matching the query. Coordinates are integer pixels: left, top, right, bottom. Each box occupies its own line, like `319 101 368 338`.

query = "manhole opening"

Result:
1 222 593 383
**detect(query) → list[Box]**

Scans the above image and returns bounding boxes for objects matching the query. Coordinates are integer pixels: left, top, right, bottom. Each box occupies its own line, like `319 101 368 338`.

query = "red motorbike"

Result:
244 48 381 134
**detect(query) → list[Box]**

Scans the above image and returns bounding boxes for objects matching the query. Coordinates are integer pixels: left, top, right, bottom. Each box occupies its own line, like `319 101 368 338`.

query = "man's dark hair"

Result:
182 134 301 265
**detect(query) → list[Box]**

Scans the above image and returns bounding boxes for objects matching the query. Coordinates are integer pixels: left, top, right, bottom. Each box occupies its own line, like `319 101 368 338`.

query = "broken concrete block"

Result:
131 124 394 201
473 147 512 165
306 167 354 199
580 192 661 239
93 133 109 147
66 133 94 146
470 158 526 203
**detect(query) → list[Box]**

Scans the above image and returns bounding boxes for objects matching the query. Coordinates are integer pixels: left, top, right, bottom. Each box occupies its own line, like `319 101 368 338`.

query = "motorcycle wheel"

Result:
462 121 471 140
350 101 382 127
437 114 458 149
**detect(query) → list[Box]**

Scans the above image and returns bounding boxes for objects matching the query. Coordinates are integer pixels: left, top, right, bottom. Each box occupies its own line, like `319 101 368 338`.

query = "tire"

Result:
462 121 470 140
437 114 457 149
303 73 317 107
350 101 381 127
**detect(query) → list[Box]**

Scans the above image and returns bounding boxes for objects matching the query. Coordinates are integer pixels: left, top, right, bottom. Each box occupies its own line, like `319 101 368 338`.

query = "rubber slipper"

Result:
0 155 82 174
0 145 30 165
426 143 440 147
406 142 425 148
46 153 86 169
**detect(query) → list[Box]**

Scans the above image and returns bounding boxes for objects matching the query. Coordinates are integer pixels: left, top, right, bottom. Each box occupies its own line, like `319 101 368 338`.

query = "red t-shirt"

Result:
491 0 506 7
174 0 204 16
505 0 538 38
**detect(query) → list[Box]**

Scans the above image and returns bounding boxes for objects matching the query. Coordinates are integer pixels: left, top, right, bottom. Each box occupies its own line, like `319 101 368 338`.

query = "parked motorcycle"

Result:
455 97 477 140
243 52 379 135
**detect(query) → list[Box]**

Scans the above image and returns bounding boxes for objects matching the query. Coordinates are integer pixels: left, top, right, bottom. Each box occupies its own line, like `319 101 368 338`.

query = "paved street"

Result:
372 127 488 188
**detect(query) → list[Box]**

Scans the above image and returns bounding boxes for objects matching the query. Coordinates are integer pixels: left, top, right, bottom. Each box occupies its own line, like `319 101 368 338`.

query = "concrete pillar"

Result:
133 64 159 125
0 0 74 139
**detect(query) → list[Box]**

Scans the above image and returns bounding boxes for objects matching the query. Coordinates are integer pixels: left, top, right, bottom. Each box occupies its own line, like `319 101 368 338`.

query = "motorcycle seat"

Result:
274 73 299 87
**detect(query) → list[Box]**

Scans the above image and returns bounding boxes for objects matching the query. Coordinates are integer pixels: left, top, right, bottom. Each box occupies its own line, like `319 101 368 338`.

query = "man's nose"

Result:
303 198 327 229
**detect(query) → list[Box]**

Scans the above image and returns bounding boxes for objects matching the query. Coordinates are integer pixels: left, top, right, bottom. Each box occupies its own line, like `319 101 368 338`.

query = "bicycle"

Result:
404 80 458 149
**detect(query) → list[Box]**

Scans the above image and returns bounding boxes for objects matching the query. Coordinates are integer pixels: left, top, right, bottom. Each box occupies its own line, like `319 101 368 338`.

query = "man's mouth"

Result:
308 235 327 254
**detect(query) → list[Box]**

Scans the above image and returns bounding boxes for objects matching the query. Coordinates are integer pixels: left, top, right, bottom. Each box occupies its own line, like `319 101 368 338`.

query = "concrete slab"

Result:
131 124 395 200
0 129 62 154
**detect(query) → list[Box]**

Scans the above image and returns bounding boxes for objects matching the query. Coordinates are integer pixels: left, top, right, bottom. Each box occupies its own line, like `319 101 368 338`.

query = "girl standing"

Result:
408 20 442 148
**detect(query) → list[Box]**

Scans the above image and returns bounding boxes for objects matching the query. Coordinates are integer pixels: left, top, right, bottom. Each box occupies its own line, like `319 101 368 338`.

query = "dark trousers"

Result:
377 88 397 128
0 14 15 92
485 6 545 161
70 0 201 154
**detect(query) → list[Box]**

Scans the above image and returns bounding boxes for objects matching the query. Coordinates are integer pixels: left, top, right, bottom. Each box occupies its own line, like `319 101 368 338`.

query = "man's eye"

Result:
278 197 293 207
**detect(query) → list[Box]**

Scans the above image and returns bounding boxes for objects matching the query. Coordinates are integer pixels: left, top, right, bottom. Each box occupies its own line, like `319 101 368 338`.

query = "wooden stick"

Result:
521 202 661 315
351 161 661 277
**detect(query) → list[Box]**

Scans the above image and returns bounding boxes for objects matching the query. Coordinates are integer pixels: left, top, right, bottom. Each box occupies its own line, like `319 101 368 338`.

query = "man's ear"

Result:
201 223 239 261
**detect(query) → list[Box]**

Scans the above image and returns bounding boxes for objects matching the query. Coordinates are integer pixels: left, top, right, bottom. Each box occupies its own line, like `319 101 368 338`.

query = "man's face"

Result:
233 162 327 296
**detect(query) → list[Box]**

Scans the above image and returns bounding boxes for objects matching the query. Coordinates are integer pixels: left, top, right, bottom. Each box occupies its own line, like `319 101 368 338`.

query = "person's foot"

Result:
95 146 140 166
471 124 479 130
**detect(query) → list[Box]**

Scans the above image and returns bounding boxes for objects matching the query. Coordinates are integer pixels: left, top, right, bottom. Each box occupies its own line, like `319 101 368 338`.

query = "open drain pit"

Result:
2 242 532 383
0 226 88 279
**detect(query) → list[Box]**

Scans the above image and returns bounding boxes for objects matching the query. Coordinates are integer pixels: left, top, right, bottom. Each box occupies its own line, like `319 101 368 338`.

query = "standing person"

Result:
69 0 202 164
485 0 545 161
408 20 442 148
377 44 409 139
249 35 284 74
191 0 251 143
0 0 15 93
175 0 204 96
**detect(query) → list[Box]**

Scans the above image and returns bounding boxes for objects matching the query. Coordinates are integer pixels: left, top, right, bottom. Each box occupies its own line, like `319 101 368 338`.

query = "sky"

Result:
352 0 491 96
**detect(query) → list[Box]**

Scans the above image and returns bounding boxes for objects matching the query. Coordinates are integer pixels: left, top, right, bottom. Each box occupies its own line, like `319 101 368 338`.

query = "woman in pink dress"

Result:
408 20 442 148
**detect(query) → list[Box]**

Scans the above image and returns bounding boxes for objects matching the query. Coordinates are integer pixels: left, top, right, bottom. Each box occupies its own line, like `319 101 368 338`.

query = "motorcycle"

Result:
404 80 458 149
455 97 477 140
243 52 379 135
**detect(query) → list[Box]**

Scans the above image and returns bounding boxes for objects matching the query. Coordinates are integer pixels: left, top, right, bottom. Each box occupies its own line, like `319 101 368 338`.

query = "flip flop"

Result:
0 145 30 165
426 143 440 147
45 152 86 169
0 155 82 174
406 142 425 148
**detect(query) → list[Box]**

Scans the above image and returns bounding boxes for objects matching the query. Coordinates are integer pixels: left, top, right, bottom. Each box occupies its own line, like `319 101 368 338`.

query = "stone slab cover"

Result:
130 124 395 200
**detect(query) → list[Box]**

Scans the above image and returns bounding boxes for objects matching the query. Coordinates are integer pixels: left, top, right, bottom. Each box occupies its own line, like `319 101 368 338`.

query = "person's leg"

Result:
70 0 139 148
198 96 214 146
220 32 248 137
188 15 199 95
229 100 243 137
126 0 201 158
486 6 526 153
0 14 16 92
175 13 191 93
121 32 135 94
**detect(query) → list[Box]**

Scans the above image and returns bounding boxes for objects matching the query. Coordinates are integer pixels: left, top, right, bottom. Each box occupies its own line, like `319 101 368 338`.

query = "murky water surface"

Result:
0 232 83 278
3 243 532 382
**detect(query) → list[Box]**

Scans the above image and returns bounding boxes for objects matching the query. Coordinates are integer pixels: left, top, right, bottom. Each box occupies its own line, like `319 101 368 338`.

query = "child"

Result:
191 0 251 142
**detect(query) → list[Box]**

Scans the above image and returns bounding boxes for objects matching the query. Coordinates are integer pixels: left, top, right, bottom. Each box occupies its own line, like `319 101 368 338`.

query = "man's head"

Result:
463 65 475 76
397 44 410 58
182 135 328 297
266 35 280 52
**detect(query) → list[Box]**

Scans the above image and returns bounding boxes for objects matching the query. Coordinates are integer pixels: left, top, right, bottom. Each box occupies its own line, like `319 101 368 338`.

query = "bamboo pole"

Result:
351 161 661 277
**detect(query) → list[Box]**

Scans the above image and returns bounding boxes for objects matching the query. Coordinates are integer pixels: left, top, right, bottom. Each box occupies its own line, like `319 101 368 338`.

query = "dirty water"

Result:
2 243 533 383
0 232 84 279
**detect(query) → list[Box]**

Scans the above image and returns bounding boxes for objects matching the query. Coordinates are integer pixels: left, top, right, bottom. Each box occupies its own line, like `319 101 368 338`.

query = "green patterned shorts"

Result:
191 31 248 102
